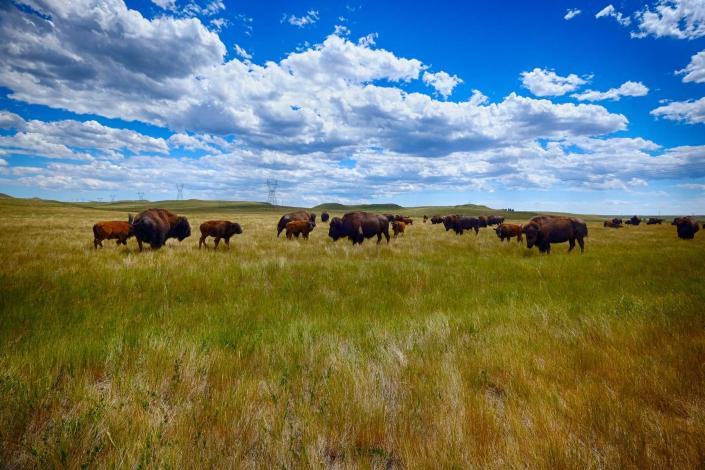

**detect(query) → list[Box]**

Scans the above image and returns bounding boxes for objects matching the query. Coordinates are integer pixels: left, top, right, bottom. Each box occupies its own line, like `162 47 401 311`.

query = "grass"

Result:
1 197 704 468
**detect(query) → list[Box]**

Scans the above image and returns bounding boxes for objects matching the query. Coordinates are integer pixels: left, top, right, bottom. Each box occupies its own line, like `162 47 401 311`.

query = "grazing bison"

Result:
395 215 413 225
478 216 488 228
495 223 523 242
93 221 133 249
444 215 480 235
431 215 444 224
277 211 316 237
625 216 642 226
603 221 623 228
328 212 390 245
286 220 315 240
130 209 191 251
198 220 242 249
486 215 504 226
646 217 663 225
523 215 588 254
321 212 330 223
611 218 623 226
423 215 428 223
392 220 406 237
672 217 700 239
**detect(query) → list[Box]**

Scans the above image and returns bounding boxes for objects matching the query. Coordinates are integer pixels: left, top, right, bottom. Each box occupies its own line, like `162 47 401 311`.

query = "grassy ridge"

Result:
1 198 704 467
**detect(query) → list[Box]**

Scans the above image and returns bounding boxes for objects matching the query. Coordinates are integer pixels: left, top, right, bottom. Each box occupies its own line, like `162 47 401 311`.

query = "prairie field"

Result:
1 197 704 468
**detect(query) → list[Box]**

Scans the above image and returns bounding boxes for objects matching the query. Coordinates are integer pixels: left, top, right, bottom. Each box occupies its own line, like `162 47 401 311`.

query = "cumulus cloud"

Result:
521 68 588 97
651 97 705 124
632 0 705 39
283 10 320 28
151 0 176 10
422 71 463 98
596 5 632 26
676 50 705 83
571 81 649 101
565 8 581 20
0 111 25 129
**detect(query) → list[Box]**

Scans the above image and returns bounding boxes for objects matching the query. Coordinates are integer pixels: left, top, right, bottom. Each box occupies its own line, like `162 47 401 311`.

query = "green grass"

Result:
1 198 704 468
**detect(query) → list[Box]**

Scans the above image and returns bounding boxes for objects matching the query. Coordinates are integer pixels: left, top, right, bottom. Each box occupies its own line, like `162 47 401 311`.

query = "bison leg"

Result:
199 235 206 249
568 238 575 252
577 236 585 253
377 233 382 244
214 237 221 249
94 238 100 249
474 227 479 235
225 237 231 246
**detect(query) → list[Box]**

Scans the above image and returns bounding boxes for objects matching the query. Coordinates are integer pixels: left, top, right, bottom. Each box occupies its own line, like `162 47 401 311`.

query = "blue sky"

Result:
1 0 704 213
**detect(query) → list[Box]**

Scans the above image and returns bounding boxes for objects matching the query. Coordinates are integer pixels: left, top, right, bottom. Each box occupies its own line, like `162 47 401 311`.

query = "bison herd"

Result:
92 208 702 254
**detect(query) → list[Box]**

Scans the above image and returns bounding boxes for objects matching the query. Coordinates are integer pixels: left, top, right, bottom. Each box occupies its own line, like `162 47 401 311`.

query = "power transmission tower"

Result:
110 194 116 203
176 184 184 201
266 179 278 206
137 192 145 201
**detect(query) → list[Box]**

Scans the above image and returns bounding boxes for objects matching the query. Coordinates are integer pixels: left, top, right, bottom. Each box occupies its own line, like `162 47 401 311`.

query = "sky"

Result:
0 0 704 213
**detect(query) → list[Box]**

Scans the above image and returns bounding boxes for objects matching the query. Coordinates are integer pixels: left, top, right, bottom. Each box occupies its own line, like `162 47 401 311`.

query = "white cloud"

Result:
596 5 632 26
233 44 252 60
283 10 320 28
676 50 705 83
651 97 705 124
632 0 705 39
571 81 649 101
0 158 7 166
565 8 582 20
678 183 705 190
521 68 588 97
422 71 463 98
0 111 25 129
151 0 176 10
334 24 351 36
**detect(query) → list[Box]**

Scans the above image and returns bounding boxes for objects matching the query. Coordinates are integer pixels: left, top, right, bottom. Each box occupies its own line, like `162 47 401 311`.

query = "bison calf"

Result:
495 223 523 242
199 220 243 249
286 220 315 240
93 221 133 249
392 220 406 237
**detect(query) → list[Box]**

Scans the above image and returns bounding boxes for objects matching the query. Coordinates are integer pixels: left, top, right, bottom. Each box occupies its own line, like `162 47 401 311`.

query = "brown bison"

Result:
603 221 623 228
478 216 488 227
198 220 243 249
486 215 505 226
611 218 623 225
430 215 444 224
646 217 663 225
328 212 390 245
495 223 523 242
523 215 588 254
423 215 428 223
130 209 191 251
444 215 480 235
395 215 413 225
93 221 133 249
672 217 700 239
392 220 406 237
625 216 641 226
277 211 316 237
286 220 315 240
321 212 330 222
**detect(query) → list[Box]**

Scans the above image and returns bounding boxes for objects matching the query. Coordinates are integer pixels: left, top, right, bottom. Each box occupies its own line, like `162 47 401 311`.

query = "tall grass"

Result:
1 199 704 468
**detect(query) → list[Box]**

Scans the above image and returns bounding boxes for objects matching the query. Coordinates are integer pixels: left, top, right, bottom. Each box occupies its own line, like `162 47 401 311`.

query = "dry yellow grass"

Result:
1 198 704 468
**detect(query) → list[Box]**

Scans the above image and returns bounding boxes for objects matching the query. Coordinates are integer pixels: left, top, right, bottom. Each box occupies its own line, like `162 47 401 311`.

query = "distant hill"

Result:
0 193 12 198
313 202 404 211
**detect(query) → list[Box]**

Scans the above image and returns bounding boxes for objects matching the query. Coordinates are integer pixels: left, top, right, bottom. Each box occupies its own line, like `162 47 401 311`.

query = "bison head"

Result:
523 222 541 249
321 212 330 222
309 213 317 227
227 222 243 236
173 216 191 241
328 217 343 241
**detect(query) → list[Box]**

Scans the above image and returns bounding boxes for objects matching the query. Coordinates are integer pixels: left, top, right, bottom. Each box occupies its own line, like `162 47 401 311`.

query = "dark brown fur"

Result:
199 220 243 249
285 220 315 240
495 223 523 242
93 221 133 249
523 215 588 254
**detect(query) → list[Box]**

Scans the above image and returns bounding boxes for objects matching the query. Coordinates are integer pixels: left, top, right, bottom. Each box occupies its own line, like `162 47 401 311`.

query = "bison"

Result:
478 216 488 228
130 209 191 251
495 223 523 242
321 212 330 223
646 217 663 225
611 218 623 226
395 215 413 225
328 212 390 245
277 211 316 237
423 215 428 223
93 221 133 249
392 220 406 237
523 215 588 254
198 220 242 249
430 215 444 224
672 217 700 239
286 220 315 240
603 221 623 228
486 215 505 226
444 215 480 235
625 216 641 226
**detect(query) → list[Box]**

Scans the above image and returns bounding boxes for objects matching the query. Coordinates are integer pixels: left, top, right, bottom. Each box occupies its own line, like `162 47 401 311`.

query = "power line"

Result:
176 184 184 200
137 192 145 201
266 179 278 206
